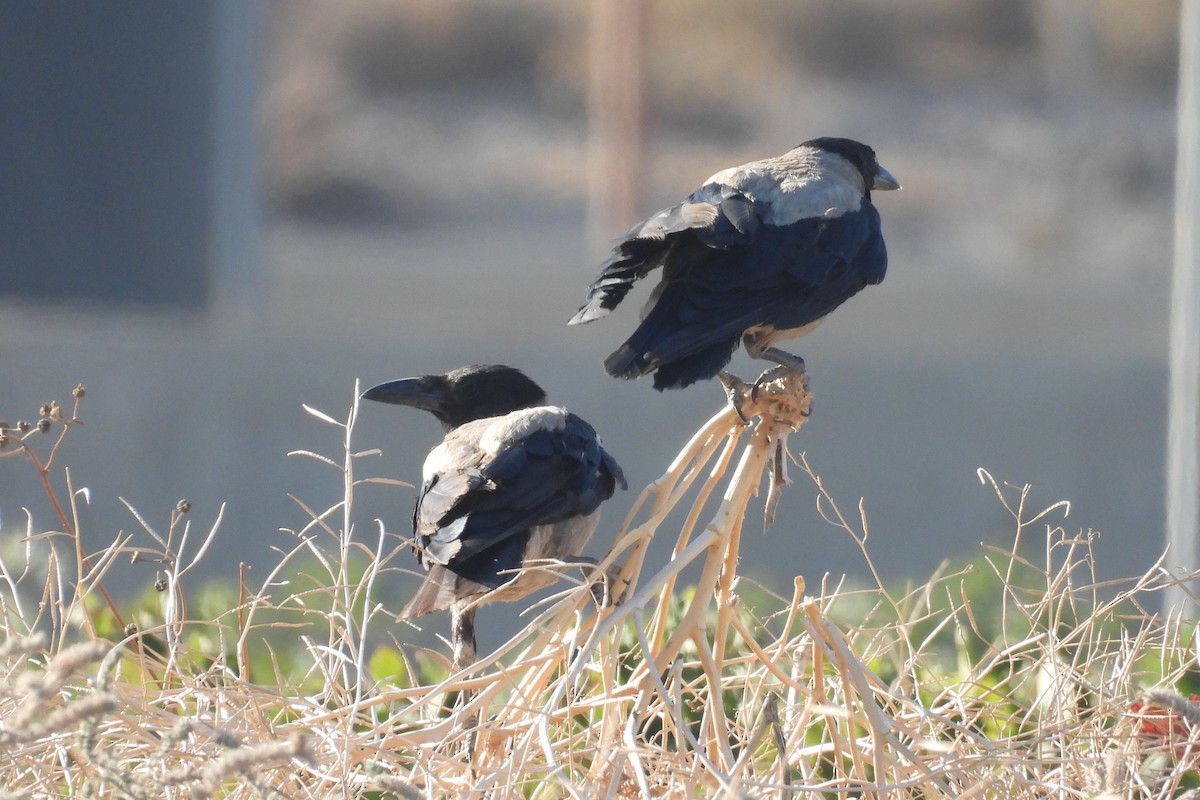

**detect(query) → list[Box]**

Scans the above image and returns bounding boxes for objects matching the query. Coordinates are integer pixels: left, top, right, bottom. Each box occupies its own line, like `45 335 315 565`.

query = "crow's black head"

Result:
363 364 548 431
801 137 900 197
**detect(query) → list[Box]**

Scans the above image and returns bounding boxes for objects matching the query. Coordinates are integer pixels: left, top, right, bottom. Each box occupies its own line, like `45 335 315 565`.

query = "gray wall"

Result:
0 1 261 310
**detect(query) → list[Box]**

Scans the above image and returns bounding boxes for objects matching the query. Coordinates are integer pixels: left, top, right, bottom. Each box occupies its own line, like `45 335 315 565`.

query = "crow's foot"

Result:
562 555 625 608
750 364 800 406
719 361 811 428
590 563 631 608
717 371 754 425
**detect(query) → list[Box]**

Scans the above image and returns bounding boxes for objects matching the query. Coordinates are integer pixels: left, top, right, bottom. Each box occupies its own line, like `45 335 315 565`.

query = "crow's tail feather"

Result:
604 333 739 390
603 344 651 380
603 280 745 389
650 340 739 390
400 565 490 620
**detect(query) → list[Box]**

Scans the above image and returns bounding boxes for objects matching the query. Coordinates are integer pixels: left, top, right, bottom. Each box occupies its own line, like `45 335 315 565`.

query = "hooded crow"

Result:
569 137 899 390
363 364 625 669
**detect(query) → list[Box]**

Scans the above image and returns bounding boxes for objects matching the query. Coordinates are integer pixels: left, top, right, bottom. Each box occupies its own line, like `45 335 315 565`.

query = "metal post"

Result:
1167 0 1200 615
586 0 645 249
208 0 266 328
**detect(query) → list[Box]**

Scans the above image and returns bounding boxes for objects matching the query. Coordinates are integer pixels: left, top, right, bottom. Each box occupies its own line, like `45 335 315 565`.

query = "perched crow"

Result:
570 137 899 390
363 364 625 669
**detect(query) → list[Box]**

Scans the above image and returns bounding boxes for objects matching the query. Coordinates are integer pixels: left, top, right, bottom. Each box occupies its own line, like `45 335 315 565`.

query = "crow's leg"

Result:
757 347 806 373
450 605 477 673
449 604 479 761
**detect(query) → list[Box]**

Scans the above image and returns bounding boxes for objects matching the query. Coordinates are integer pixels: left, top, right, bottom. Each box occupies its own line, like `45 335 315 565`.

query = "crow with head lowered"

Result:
363 364 625 670
570 137 899 391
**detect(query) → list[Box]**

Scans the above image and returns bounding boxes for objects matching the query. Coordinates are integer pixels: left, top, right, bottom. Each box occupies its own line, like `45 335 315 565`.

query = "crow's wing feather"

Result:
569 185 763 325
412 410 622 571
604 204 887 387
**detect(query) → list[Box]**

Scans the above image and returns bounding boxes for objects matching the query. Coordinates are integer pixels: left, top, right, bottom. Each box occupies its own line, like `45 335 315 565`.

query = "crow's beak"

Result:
873 165 901 191
362 377 444 411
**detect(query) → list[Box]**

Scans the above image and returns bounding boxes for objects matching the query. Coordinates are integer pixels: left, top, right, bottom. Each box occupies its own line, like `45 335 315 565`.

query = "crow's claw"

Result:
717 371 753 425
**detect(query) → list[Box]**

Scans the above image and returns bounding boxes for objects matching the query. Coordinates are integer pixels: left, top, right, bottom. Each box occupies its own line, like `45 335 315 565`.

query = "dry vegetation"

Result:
2 379 1200 798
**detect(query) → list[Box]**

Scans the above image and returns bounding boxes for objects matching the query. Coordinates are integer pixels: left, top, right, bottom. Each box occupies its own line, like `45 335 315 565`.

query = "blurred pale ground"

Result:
0 1 1182 646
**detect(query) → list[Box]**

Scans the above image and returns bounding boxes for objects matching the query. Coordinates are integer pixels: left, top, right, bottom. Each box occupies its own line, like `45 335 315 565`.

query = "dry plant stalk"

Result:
367 374 1200 800
372 369 825 793
6 379 1200 798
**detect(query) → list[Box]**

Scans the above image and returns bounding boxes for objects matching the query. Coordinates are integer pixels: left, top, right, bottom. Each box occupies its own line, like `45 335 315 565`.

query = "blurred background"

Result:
0 1 1185 640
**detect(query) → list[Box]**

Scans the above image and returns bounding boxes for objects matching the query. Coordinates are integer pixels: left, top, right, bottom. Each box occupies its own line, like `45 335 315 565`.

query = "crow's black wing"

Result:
604 201 887 389
569 183 762 326
412 409 624 583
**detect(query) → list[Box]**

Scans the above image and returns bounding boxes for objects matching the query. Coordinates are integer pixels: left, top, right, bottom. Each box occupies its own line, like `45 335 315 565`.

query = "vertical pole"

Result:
587 0 645 249
209 0 265 328
1031 0 1099 113
1167 0 1200 615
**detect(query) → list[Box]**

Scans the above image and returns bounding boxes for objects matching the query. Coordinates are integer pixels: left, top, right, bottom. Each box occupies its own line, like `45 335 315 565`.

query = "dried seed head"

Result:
124 623 138 638
154 576 168 593
36 419 51 434
38 404 51 417
73 384 86 398
0 434 7 449
17 421 30 433
176 499 192 515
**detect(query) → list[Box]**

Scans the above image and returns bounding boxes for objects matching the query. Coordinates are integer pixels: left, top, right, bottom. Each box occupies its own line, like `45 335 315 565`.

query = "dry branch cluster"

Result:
2 380 1200 798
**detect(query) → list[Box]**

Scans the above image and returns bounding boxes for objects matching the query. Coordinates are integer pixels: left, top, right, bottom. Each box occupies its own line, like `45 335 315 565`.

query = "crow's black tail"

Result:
649 341 740 390
604 330 739 390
